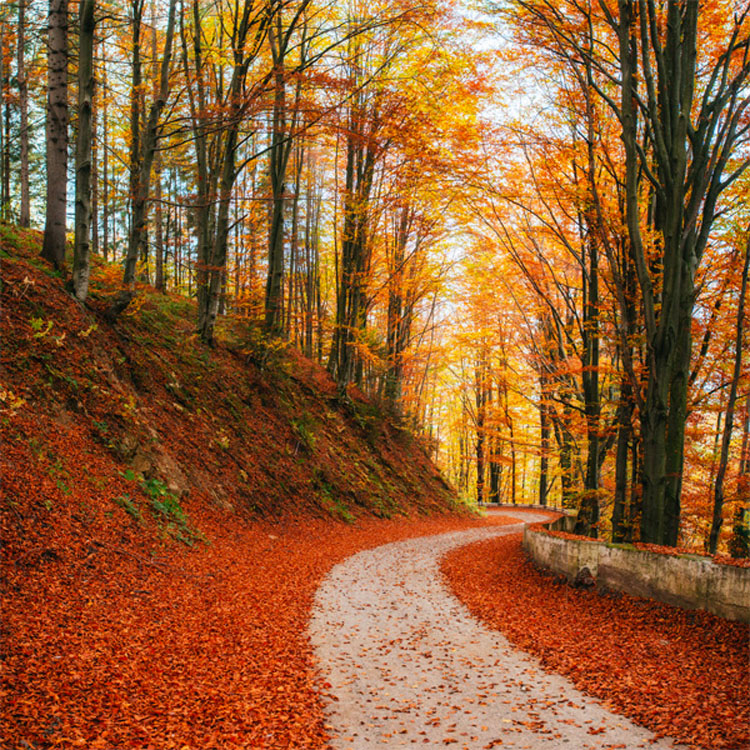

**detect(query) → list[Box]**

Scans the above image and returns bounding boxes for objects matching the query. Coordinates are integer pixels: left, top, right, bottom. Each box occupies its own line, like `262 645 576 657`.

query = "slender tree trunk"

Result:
504 386 516 504
200 127 237 344
264 23 294 334
327 98 379 388
41 0 69 270
476 402 486 504
2 54 9 222
101 51 109 261
740 394 750 479
73 0 96 301
154 157 165 292
266 81 287 334
538 369 549 506
576 88 601 535
18 0 30 227
611 372 634 543
110 0 176 316
708 235 749 553
91 87 99 257
0 24 5 222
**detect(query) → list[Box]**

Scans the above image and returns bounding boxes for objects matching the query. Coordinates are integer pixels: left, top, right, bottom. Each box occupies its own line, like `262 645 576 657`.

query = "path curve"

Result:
309 512 684 749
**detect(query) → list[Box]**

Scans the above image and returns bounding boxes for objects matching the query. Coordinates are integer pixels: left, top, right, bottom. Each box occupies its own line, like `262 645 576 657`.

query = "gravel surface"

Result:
309 513 686 749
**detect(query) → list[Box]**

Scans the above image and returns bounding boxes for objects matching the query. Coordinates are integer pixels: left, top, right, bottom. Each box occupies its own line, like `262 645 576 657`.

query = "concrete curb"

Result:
523 518 750 623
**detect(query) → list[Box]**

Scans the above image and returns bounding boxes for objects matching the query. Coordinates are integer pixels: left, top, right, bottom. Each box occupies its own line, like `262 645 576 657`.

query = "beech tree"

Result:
41 0 69 270
605 1 750 545
73 0 95 301
503 0 750 545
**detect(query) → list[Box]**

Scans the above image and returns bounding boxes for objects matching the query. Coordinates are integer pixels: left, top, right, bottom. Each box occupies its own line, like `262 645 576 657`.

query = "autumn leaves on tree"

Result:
1 0 748 552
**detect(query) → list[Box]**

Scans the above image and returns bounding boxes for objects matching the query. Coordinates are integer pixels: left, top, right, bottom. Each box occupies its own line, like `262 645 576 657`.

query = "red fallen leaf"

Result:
442 534 750 750
2 502 516 749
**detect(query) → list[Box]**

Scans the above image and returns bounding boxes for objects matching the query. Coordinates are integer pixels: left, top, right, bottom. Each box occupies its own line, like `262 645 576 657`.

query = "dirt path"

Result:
309 513 685 749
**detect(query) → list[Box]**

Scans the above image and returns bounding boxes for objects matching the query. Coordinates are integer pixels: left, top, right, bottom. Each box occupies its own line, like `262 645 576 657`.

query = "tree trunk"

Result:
708 234 749 553
538 368 550 506
265 56 289 333
73 0 95 302
18 0 30 227
199 125 237 344
41 0 69 270
154 156 165 292
101 49 109 260
1 50 9 222
327 100 379 388
110 0 176 317
611 372 633 543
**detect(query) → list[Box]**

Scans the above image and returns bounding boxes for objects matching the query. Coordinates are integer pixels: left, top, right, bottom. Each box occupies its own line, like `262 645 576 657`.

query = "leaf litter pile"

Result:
442 534 750 750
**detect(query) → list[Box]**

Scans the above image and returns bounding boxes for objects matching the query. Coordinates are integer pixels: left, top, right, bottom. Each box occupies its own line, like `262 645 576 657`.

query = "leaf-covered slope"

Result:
0 226 473 749
1 225 460 545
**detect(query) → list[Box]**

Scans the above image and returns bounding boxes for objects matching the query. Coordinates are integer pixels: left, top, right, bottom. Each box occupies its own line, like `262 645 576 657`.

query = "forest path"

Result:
309 512 684 750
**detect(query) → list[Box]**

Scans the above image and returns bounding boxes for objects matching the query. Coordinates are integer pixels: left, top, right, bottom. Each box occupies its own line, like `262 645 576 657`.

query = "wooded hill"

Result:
1 228 487 750
1 224 460 546
2 0 748 557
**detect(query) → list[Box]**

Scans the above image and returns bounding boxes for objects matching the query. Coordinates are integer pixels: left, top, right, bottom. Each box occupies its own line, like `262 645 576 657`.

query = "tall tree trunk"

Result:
503 383 516 504
109 0 176 316
264 11 307 334
91 84 99 257
101 49 109 261
385 204 414 406
611 371 634 543
18 0 30 227
265 49 288 333
1 50 9 222
576 75 601 536
73 0 96 302
327 94 379 388
154 156 165 292
475 374 487 505
0 23 5 222
708 234 749 553
41 0 69 270
199 125 237 344
538 368 550 506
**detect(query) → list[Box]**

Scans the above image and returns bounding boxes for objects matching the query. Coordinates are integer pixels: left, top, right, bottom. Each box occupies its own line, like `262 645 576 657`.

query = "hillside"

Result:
1 225 461 535
0 225 484 748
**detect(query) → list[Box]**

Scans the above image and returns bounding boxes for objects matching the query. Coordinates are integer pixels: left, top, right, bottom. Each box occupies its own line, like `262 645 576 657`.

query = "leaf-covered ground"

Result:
1 510 517 749
3 227 748 750
0 224 489 748
442 534 750 750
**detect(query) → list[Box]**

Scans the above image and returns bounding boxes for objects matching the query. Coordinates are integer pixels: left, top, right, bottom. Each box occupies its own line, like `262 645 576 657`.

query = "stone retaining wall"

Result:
522 520 750 623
